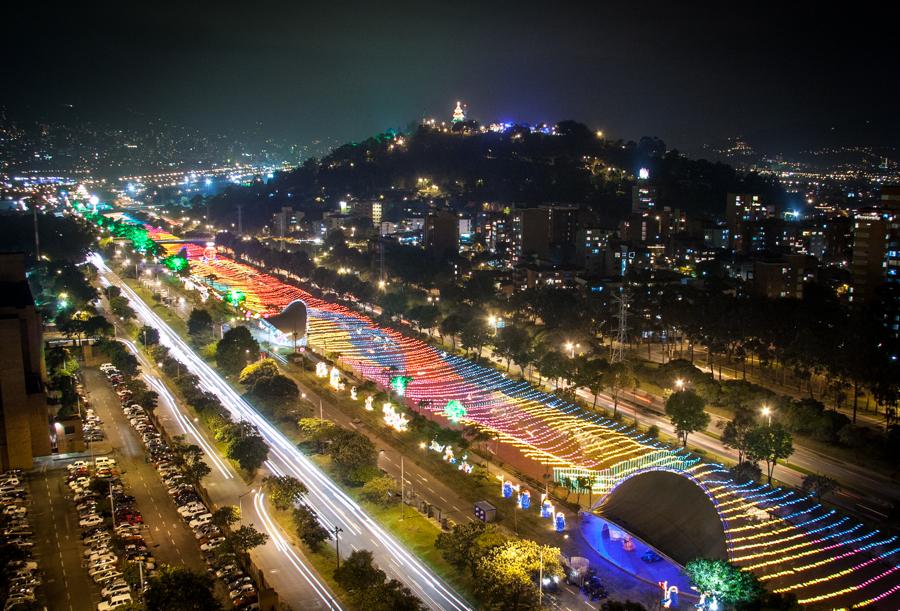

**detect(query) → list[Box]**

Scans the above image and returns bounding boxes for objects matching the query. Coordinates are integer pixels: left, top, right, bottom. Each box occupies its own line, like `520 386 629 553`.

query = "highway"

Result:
93 254 470 611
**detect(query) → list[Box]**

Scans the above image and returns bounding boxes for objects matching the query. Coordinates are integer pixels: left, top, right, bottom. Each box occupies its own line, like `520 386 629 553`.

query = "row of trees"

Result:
148 343 270 472
238 358 299 420
297 417 379 483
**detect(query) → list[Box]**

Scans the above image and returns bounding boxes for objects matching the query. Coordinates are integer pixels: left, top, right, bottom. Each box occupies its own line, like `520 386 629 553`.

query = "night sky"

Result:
4 1 897 152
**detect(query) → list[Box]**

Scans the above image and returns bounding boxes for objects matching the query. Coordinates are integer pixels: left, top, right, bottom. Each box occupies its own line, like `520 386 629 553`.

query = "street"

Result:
95 255 470 610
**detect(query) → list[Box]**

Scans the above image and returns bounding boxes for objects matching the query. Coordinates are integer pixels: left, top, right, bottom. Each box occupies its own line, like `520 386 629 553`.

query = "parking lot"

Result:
83 367 206 571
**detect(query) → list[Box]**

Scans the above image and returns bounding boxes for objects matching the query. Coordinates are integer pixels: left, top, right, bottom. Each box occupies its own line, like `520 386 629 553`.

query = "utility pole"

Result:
333 525 344 568
237 204 243 236
610 289 630 364
400 456 405 521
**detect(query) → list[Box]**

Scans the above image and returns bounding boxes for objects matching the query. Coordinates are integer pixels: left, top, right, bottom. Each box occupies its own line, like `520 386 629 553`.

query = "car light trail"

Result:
92 254 470 611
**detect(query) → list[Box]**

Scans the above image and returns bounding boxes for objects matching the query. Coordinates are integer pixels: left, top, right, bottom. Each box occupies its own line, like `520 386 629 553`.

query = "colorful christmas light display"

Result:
382 403 409 432
129 226 900 609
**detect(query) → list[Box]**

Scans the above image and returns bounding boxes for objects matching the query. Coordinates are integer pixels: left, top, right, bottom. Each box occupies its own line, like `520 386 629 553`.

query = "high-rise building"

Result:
726 193 774 246
510 207 551 262
631 185 657 214
424 210 460 258
576 227 613 273
0 253 51 470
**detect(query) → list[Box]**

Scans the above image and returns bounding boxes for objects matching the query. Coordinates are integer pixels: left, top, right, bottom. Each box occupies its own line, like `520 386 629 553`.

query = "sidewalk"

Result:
580 515 695 603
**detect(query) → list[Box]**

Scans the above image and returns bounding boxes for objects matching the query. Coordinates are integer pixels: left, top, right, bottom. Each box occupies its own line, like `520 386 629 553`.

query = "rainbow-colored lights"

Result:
136 228 900 609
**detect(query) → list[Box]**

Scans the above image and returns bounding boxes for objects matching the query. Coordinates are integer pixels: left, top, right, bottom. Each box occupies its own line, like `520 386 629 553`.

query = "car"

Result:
227 576 253 590
232 595 259 608
97 593 133 610
229 584 257 599
641 550 663 563
200 537 226 552
88 553 118 566
80 515 104 528
92 570 123 584
101 581 130 598
215 564 238 578
89 561 119 576
3 505 27 517
178 503 207 517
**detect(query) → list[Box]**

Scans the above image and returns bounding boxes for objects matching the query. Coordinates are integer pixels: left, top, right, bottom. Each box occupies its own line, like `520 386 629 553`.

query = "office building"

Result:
0 253 51 470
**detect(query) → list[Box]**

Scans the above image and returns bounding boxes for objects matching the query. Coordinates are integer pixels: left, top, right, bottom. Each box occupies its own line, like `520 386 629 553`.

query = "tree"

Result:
245 372 298 413
439 312 466 350
110 295 136 321
665 389 710 447
436 521 509 579
684 558 761 607
297 417 340 452
143 565 221 611
368 578 427 611
216 326 259 374
493 326 532 372
293 504 331 551
169 436 211 486
746 424 794 485
407 304 440 335
239 358 279 384
360 475 400 506
138 324 160 346
226 428 269 472
211 505 240 530
264 475 308 511
333 549 386 593
601 361 639 417
224 524 268 554
460 318 490 358
328 428 377 483
474 539 562 610
720 407 756 464
801 474 838 501
187 308 214 339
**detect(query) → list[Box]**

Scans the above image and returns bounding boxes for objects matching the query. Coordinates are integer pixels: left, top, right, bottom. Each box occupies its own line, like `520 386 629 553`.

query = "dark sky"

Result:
3 1 897 152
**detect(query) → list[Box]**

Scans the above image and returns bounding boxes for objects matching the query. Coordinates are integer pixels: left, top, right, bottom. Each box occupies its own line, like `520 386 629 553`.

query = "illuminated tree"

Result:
143 565 221 611
684 558 761 606
263 475 308 511
474 539 562 610
360 475 400 506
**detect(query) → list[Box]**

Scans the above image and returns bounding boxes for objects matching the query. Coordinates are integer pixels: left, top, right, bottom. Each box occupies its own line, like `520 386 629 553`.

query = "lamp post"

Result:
761 405 772 426
333 525 344 568
674 378 685 391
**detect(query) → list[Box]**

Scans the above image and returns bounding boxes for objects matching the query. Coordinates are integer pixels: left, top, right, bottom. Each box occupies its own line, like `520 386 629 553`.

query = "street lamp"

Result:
564 341 579 358
761 405 772 426
674 378 685 391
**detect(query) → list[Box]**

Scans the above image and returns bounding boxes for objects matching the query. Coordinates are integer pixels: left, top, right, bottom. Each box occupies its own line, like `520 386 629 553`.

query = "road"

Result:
578 386 900 513
118 341 342 611
473 340 900 512
95 255 469 611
